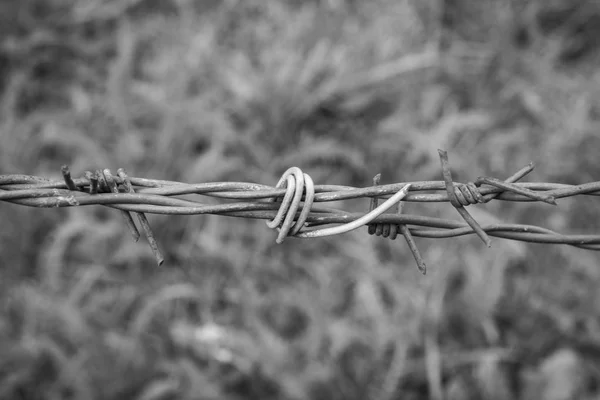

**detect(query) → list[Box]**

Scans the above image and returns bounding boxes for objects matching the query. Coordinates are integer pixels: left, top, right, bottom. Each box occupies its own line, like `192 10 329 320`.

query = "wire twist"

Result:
451 182 484 206
266 167 315 243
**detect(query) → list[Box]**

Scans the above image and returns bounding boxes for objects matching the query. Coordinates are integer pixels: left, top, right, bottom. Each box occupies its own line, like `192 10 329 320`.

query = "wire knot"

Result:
266 167 315 243
451 182 485 206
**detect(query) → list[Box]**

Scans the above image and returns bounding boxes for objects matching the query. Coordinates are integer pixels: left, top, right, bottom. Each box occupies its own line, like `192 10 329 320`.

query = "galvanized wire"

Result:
1 149 600 273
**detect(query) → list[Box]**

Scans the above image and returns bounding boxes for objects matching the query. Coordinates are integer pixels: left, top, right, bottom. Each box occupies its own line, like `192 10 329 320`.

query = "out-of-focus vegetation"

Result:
1 0 600 398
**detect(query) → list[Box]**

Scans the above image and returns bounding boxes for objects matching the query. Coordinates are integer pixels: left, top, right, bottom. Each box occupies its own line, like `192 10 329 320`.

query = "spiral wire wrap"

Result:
266 167 315 243
451 182 484 206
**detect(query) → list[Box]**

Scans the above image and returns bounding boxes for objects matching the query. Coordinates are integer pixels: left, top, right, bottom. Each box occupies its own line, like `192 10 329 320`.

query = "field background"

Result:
1 0 600 399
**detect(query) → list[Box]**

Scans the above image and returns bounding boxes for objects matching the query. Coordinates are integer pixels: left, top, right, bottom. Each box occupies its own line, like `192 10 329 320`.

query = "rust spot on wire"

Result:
1 150 600 270
55 196 79 207
61 165 78 192
85 171 99 195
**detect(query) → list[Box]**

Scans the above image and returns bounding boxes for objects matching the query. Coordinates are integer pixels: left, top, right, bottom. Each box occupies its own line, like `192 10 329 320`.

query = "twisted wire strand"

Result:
1 149 600 271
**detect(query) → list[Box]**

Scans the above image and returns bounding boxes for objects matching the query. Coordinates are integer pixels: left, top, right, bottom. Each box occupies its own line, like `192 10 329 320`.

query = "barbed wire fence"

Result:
1 149 599 274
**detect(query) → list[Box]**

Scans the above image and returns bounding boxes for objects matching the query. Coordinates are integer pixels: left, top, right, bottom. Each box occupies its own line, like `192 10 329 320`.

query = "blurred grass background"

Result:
1 0 600 399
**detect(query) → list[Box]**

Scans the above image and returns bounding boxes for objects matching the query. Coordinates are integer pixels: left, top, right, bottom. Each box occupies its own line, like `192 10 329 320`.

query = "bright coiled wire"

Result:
266 167 315 243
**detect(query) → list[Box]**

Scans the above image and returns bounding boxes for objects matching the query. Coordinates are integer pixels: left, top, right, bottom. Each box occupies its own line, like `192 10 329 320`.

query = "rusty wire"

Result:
1 149 600 273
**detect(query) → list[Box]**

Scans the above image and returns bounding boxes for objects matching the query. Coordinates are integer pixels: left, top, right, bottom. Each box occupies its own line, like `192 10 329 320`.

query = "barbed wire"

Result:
1 149 600 274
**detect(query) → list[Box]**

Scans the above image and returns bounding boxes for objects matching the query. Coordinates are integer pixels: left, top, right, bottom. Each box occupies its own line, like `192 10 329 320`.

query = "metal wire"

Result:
1 149 600 273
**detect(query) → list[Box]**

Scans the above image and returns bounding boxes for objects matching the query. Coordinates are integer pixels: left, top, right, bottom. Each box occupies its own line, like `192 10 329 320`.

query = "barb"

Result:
117 168 164 266
367 174 427 274
439 150 491 247
1 149 600 271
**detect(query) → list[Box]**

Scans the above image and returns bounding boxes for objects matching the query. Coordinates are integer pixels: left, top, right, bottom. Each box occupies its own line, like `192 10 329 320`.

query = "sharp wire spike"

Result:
118 169 164 266
103 168 141 242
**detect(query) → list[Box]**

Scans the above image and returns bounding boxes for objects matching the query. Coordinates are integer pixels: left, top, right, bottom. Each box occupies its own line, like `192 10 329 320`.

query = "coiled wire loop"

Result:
452 182 484 206
266 167 315 243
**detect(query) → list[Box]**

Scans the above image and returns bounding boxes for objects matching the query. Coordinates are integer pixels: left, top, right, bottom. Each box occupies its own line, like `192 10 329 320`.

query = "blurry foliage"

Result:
1 0 600 399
